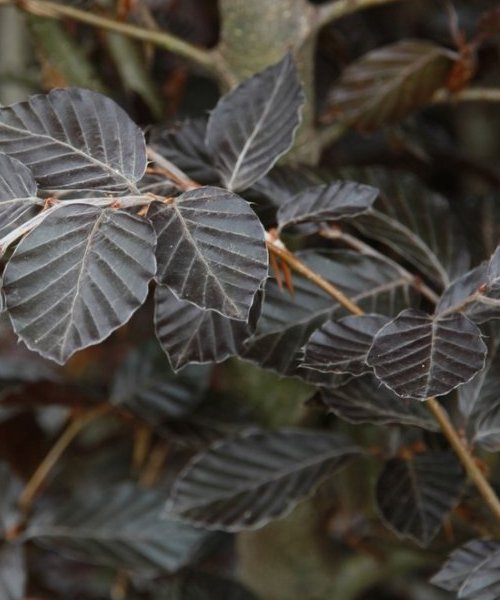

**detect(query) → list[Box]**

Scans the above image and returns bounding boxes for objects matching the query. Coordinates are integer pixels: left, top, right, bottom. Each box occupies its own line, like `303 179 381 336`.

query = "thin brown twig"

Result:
19 404 111 512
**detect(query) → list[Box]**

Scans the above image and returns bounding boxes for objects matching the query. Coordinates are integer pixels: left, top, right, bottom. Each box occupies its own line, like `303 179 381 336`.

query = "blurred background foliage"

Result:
0 0 499 599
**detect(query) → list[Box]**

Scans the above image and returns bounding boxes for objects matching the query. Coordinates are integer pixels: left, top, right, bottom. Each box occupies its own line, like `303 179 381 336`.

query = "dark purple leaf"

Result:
149 186 267 320
206 54 304 191
0 544 26 600
367 309 487 400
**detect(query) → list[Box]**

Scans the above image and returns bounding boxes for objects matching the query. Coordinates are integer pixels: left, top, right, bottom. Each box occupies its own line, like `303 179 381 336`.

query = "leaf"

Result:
302 314 390 375
206 53 304 191
431 539 500 592
3 204 156 364
158 572 257 600
149 187 267 320
148 118 220 184
344 171 469 289
277 181 378 231
0 153 42 238
110 341 211 421
319 374 438 430
437 247 500 323
154 285 261 371
457 549 500 599
376 450 464 546
0 544 26 600
0 88 146 191
367 308 487 400
244 250 413 376
325 40 456 131
165 428 360 531
0 462 22 537
25 483 209 573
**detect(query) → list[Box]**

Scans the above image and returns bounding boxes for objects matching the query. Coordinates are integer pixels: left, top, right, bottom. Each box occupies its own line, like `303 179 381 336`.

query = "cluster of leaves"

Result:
0 30 498 600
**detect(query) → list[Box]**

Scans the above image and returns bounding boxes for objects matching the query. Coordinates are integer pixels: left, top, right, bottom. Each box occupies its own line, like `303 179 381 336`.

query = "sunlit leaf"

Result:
319 375 438 430
165 428 360 531
154 285 260 371
277 180 378 231
3 204 156 364
325 40 456 131
303 314 389 375
206 53 304 191
431 539 500 593
0 544 26 600
25 483 209 573
150 187 267 320
110 341 211 421
0 153 41 238
376 450 464 546
367 309 487 400
0 88 146 191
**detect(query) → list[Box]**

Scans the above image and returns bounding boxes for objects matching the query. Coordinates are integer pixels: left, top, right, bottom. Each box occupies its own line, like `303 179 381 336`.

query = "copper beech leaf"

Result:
149 186 268 321
432 539 500 600
165 429 361 531
303 314 390 376
277 180 378 231
324 40 456 131
3 204 156 364
367 308 487 400
206 53 304 191
376 450 464 546
0 153 42 239
0 88 146 191
0 544 26 600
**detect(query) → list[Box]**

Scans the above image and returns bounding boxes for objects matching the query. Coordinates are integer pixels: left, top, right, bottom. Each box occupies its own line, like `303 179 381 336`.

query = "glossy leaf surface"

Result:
165 428 360 531
3 204 156 363
0 88 146 191
206 53 304 191
150 186 267 320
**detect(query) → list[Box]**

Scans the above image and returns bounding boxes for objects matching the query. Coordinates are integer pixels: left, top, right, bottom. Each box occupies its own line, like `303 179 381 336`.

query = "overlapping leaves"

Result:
165 428 361 530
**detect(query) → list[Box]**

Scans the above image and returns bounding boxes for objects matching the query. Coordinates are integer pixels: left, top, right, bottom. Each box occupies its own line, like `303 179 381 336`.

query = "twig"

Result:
146 147 200 191
433 87 500 104
427 397 500 522
2 0 230 84
267 229 500 522
265 231 364 316
19 405 111 512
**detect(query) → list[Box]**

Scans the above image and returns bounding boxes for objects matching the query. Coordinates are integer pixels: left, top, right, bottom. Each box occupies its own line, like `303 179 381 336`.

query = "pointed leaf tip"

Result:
206 53 304 192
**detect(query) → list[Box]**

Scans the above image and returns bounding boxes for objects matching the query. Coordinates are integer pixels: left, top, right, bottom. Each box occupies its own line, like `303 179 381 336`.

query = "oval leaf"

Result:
150 186 268 320
459 549 500 600
324 40 456 131
0 153 42 238
277 181 378 231
303 314 390 375
0 88 146 191
431 539 500 592
3 204 156 364
376 450 464 546
206 53 304 191
165 428 360 531
367 309 487 400
25 483 208 573
154 285 259 371
0 544 25 600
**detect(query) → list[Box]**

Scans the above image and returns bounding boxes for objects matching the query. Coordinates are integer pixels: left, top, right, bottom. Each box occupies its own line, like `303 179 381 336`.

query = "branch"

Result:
267 231 500 524
2 0 230 84
314 0 408 31
432 87 500 104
